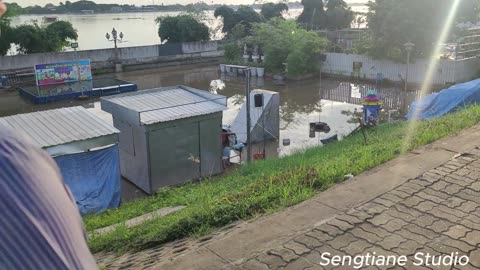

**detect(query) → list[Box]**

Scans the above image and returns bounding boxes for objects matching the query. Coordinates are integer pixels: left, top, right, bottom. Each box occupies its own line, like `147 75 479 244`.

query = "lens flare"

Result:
401 0 462 153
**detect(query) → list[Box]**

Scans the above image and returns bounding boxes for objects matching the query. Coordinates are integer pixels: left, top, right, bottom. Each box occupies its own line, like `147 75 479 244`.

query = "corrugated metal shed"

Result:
101 86 227 126
0 106 119 149
100 85 227 194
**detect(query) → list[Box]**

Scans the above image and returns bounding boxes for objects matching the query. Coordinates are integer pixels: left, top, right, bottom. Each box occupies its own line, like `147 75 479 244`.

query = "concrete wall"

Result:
322 52 480 85
0 41 222 72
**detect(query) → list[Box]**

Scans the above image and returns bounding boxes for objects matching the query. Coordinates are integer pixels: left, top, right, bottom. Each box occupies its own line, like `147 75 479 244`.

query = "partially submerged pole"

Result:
245 68 252 163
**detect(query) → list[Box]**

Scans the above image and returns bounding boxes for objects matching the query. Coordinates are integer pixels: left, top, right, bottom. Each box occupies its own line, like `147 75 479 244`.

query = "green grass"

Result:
86 106 480 253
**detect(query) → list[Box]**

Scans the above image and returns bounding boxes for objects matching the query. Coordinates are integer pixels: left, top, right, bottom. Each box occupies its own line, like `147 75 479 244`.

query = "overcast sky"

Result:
14 0 369 8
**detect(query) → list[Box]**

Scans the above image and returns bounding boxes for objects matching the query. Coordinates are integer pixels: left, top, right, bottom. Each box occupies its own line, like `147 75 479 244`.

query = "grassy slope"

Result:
86 106 480 253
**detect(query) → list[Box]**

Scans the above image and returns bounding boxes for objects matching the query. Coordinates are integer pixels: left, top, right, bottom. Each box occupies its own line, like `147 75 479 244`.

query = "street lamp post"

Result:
106 28 124 49
403 42 415 113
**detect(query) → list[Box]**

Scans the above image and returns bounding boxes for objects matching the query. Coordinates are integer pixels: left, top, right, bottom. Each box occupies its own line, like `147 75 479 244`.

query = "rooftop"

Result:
0 106 119 149
101 86 227 125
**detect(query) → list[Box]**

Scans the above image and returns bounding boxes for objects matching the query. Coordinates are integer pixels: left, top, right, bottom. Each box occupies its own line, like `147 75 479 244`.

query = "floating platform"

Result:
19 78 138 104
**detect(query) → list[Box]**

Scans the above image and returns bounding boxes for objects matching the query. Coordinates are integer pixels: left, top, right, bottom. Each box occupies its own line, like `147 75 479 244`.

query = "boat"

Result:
42 16 58 23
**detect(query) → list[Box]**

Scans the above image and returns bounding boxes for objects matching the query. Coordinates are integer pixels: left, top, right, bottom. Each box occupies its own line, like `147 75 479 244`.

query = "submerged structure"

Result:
0 106 121 215
19 78 137 104
230 90 280 144
101 86 228 194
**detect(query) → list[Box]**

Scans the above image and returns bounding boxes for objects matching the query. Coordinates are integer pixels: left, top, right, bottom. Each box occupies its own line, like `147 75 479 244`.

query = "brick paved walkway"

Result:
234 152 480 270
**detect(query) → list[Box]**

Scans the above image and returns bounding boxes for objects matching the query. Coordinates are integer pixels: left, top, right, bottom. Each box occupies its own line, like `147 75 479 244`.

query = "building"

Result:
0 107 121 215
101 86 228 194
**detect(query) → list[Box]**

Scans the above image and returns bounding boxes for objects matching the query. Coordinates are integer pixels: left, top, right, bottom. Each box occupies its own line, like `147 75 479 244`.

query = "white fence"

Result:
322 53 480 85
0 41 220 72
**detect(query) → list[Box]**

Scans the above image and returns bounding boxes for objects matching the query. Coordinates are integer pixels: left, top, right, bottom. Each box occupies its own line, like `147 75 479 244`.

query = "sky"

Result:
15 0 369 8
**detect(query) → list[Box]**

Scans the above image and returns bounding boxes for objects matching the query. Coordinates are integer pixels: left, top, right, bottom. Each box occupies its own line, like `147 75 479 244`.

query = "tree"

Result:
0 7 16 55
297 0 326 29
215 5 264 37
13 21 78 54
156 14 209 43
324 0 354 30
214 5 237 34
360 0 480 61
260 2 289 20
252 18 328 75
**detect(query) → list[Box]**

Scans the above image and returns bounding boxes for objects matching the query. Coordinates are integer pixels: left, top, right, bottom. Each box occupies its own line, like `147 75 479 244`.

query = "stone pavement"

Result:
95 125 480 270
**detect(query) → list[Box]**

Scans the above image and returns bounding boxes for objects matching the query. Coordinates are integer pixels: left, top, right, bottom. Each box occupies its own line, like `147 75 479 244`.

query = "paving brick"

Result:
403 224 440 240
369 213 395 227
327 233 359 250
335 213 364 225
376 234 406 250
295 234 325 249
442 225 471 239
402 196 426 208
349 227 382 244
326 219 354 231
391 239 422 256
306 229 335 243
284 240 311 256
461 231 480 246
256 253 287 269
457 201 478 213
242 259 270 270
267 247 298 263
441 197 466 208
380 218 408 233
395 229 430 245
314 224 344 237
359 223 391 239
413 201 437 212
341 239 373 255
283 257 315 270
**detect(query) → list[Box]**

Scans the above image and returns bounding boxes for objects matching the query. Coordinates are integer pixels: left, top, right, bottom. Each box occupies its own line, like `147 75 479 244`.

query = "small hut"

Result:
0 106 121 215
101 86 228 194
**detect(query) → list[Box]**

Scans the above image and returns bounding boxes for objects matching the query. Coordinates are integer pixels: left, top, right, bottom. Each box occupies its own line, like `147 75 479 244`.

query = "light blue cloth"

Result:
54 145 121 215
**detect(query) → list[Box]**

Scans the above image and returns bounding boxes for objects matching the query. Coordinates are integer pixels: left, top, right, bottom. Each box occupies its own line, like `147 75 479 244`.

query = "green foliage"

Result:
0 8 13 55
156 14 210 43
252 18 327 74
260 2 289 20
324 0 354 30
364 0 480 61
223 42 241 63
215 5 264 37
287 31 327 76
13 21 78 54
297 0 326 28
85 105 480 253
297 0 354 30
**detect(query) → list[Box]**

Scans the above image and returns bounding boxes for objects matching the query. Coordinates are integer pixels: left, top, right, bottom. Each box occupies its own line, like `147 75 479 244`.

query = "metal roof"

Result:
0 106 120 149
101 86 227 125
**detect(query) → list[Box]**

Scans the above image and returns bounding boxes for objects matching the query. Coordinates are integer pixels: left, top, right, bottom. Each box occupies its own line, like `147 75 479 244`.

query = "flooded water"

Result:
0 63 416 157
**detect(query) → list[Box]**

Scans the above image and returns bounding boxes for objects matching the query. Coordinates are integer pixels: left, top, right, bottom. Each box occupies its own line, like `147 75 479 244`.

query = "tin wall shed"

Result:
0 107 121 214
101 86 227 194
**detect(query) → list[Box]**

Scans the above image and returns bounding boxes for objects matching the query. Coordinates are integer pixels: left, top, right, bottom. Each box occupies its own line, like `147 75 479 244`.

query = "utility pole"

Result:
403 42 414 113
245 68 252 163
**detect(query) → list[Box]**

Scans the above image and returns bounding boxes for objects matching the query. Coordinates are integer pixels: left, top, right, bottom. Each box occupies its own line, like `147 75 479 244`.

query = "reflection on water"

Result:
0 63 418 157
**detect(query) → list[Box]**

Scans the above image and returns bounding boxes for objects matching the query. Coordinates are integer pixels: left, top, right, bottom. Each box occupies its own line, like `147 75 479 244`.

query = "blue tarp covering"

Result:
407 79 480 121
54 145 121 215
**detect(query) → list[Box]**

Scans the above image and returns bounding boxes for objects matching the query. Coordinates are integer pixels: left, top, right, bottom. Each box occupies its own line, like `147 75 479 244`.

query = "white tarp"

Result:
231 89 280 143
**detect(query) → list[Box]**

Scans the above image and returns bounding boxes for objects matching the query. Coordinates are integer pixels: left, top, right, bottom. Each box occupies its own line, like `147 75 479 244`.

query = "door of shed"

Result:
149 122 201 192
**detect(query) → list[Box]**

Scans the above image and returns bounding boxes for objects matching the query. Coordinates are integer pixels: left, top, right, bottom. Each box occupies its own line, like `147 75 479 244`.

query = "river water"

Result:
9 5 368 53
0 63 415 157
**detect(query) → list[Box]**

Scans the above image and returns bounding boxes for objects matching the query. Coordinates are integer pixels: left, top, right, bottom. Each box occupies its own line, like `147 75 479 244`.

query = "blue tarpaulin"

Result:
407 79 480 121
54 145 121 215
